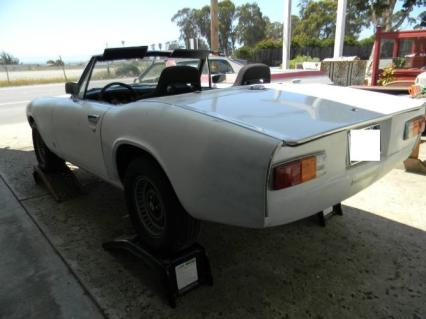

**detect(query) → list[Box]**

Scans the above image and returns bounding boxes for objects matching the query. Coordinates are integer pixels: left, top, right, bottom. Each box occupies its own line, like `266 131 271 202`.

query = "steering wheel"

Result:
99 82 137 103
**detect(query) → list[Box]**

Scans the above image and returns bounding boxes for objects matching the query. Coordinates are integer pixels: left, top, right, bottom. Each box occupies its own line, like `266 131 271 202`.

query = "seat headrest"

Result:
155 65 201 96
234 63 271 86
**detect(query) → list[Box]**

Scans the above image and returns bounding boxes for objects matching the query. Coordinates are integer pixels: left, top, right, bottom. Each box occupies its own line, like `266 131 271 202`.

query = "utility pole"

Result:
210 0 219 53
282 0 292 69
106 42 110 76
333 0 347 58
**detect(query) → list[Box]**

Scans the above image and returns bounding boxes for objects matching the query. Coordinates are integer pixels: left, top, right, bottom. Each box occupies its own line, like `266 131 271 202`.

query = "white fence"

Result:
0 65 84 83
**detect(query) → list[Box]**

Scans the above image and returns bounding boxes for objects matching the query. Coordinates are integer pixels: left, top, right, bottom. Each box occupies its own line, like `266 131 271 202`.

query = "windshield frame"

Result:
79 53 210 100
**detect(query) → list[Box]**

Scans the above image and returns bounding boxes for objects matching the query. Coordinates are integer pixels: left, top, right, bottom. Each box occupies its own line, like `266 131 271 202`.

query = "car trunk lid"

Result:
167 83 425 145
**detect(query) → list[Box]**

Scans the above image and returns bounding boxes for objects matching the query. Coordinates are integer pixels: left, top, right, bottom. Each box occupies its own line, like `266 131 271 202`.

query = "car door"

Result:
52 60 111 179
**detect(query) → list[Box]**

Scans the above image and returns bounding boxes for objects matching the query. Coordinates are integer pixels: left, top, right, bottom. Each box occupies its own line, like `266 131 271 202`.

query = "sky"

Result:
0 0 423 63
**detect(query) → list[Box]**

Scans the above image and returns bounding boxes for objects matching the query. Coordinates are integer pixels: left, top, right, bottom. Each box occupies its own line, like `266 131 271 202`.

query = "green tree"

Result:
414 10 426 28
235 3 267 47
0 51 19 84
192 1 237 54
265 18 283 40
346 2 370 39
46 59 64 66
218 0 237 55
291 15 301 38
294 0 337 40
171 8 198 48
293 0 369 44
353 0 426 31
0 51 19 65
193 5 211 47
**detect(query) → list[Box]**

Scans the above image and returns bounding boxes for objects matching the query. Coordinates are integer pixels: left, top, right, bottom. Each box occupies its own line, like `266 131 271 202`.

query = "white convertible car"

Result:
27 47 425 252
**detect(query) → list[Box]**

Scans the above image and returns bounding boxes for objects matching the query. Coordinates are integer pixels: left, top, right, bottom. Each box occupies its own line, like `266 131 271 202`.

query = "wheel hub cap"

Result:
134 177 165 238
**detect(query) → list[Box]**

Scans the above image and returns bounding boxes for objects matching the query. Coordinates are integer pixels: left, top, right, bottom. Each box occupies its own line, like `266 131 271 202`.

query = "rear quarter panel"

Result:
101 100 281 227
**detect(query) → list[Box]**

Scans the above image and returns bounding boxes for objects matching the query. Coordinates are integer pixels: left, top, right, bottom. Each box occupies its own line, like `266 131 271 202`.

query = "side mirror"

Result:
212 73 226 84
65 82 78 95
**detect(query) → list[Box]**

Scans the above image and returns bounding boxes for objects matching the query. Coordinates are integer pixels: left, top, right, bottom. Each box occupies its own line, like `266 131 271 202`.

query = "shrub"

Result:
392 57 406 68
343 37 358 46
319 38 334 48
234 46 254 60
358 36 375 47
255 39 283 49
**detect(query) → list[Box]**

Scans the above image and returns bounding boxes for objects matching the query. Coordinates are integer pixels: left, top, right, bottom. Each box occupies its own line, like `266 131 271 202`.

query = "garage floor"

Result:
1 123 425 319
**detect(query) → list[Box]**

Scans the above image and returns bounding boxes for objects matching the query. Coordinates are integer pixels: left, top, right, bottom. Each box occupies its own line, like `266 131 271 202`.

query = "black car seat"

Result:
233 63 271 86
148 65 201 98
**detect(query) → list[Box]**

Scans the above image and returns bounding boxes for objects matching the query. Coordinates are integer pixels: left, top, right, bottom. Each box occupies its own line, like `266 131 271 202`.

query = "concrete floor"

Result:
0 176 104 319
0 123 425 319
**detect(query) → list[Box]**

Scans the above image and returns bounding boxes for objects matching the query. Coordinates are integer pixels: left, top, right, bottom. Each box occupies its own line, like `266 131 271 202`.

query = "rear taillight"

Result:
272 154 325 190
404 116 426 140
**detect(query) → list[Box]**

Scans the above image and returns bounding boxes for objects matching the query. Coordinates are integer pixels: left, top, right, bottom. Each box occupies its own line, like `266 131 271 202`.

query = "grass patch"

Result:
0 77 79 88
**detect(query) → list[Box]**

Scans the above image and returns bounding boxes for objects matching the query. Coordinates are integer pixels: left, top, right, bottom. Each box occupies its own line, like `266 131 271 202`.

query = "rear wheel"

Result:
32 126 65 172
124 158 200 253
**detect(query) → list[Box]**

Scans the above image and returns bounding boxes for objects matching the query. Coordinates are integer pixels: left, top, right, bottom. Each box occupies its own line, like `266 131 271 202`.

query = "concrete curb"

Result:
0 173 105 319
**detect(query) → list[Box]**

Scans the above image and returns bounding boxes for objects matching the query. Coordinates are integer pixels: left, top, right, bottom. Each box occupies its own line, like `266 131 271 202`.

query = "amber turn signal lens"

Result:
272 155 318 190
301 156 317 182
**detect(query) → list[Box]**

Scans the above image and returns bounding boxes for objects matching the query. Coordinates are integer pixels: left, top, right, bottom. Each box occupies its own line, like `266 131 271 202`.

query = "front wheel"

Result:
124 158 200 253
32 126 65 172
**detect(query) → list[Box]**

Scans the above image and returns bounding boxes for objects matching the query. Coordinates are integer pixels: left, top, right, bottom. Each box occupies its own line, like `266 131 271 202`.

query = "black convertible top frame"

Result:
92 46 212 88
145 51 173 57
170 49 210 59
145 49 210 59
100 46 210 61
101 46 149 61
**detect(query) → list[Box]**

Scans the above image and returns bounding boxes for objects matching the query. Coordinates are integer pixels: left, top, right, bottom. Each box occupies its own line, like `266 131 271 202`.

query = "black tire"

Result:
32 126 65 172
124 158 200 253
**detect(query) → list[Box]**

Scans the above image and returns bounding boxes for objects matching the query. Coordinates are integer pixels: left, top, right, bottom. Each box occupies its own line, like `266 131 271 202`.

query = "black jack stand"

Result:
103 236 213 308
316 203 343 227
33 165 84 202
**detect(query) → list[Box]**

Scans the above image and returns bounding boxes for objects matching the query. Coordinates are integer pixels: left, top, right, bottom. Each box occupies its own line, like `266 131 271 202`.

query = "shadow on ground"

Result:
1 147 425 319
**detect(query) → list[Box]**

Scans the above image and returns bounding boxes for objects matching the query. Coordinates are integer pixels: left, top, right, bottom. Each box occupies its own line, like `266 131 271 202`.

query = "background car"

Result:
135 55 245 87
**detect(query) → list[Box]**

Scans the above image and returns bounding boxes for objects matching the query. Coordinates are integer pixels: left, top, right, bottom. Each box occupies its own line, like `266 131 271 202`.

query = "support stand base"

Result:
317 203 343 227
404 158 426 175
403 139 426 175
103 236 213 308
33 165 84 202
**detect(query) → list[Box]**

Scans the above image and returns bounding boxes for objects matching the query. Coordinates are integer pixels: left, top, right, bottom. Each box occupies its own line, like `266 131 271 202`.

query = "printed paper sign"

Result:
175 258 198 290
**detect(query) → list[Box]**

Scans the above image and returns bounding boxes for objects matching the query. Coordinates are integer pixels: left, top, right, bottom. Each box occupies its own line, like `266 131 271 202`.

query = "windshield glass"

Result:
86 57 202 92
